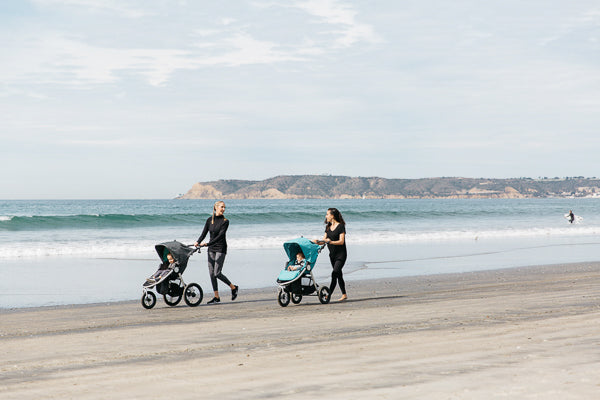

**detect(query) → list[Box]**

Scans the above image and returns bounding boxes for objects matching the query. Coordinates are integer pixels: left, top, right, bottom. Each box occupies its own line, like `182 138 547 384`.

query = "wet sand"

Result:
1 262 599 399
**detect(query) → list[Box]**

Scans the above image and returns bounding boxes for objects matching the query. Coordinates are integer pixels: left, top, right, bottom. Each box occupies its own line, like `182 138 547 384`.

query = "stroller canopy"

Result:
283 237 321 267
155 241 196 271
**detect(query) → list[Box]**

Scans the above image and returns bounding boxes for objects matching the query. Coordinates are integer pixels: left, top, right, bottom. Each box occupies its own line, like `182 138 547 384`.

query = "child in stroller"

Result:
287 250 306 271
276 237 331 307
146 252 177 283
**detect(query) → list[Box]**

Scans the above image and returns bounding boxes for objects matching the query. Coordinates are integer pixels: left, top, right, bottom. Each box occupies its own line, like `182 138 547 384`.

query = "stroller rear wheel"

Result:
184 283 203 307
291 293 302 304
141 291 156 309
318 286 331 304
277 289 290 307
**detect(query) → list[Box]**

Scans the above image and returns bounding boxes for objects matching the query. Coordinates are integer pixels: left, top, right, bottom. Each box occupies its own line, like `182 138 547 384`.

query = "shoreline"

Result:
0 260 595 313
5 235 600 310
2 261 599 398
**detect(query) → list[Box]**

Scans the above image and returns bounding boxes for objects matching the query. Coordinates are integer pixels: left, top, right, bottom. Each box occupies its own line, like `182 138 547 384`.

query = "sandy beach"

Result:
1 262 599 399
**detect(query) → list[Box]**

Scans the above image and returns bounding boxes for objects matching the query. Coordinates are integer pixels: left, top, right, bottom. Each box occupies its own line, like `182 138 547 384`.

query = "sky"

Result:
1 0 599 199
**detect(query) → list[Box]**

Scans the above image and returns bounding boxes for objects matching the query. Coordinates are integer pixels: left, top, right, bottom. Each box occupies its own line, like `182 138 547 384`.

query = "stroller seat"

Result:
277 269 303 282
277 259 312 283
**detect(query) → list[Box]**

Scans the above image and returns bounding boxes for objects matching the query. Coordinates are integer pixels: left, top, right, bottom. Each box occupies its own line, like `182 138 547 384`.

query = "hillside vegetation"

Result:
177 176 600 199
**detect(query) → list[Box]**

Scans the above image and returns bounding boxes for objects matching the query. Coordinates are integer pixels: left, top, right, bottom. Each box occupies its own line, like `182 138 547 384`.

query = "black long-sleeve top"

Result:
197 215 229 254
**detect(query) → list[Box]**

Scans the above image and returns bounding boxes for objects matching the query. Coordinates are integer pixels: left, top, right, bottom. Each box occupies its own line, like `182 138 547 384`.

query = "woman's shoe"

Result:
207 297 220 304
231 285 239 301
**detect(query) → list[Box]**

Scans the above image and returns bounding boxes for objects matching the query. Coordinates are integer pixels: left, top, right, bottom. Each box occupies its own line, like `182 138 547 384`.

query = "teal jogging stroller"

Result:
276 237 331 306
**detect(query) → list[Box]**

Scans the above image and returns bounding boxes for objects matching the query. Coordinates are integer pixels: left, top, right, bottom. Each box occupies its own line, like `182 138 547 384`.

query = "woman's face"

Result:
214 202 226 216
325 210 334 223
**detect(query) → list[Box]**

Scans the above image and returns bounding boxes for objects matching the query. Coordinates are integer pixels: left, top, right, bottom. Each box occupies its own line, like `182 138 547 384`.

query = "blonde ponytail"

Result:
212 201 225 224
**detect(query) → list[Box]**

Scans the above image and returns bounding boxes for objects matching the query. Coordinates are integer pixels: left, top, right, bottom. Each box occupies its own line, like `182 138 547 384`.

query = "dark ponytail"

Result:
325 207 345 229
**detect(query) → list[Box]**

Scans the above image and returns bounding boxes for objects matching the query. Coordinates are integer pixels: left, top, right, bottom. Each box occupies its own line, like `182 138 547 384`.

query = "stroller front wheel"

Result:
277 289 290 307
163 292 182 307
184 283 203 307
141 291 156 309
291 293 302 304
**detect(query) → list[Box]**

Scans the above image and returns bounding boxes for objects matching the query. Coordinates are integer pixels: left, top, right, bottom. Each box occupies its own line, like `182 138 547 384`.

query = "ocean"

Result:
2 198 600 308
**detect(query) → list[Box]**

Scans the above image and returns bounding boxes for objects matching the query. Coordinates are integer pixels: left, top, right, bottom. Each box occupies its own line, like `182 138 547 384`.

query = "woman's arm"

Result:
195 219 210 246
312 233 328 244
327 232 345 246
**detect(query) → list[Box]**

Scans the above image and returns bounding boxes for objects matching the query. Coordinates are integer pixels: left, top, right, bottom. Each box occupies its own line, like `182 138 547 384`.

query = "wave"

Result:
0 213 234 231
0 210 409 231
2 226 600 259
0 202 584 232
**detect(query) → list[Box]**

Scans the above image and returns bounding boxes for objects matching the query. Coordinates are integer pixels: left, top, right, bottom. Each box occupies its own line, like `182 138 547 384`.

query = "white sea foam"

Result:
345 226 600 244
0 216 13 221
0 241 156 260
2 226 598 260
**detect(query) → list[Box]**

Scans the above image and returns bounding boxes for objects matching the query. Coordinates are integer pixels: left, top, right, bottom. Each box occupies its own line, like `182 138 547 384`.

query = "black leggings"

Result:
207 251 232 292
329 258 346 295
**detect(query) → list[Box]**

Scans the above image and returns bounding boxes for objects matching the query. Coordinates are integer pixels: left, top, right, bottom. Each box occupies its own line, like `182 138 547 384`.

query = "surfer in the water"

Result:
568 210 575 224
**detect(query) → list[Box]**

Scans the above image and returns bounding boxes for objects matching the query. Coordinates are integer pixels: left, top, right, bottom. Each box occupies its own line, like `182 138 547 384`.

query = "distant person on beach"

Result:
568 210 575 224
194 201 239 304
287 250 306 271
146 252 177 283
313 208 348 301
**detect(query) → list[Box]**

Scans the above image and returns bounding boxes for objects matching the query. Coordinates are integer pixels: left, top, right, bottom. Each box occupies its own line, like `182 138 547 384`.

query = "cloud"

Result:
1 32 190 86
30 0 153 18
2 1 380 87
1 30 304 86
290 0 382 47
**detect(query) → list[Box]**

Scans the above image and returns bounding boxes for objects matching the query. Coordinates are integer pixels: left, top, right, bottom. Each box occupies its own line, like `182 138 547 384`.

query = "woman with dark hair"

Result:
313 208 348 301
194 201 239 304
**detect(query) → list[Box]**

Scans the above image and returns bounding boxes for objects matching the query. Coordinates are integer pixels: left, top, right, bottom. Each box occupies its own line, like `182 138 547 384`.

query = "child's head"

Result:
166 253 175 263
296 251 305 262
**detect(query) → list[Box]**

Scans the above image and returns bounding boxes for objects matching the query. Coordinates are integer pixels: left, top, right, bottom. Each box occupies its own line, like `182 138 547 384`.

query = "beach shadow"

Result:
161 296 277 309
286 294 407 308
338 294 407 304
160 293 406 309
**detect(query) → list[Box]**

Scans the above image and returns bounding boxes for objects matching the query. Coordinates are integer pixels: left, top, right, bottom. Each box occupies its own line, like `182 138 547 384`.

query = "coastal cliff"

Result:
177 175 600 199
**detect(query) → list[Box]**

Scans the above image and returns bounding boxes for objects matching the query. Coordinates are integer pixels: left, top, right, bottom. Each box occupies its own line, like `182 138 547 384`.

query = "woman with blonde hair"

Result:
194 201 238 304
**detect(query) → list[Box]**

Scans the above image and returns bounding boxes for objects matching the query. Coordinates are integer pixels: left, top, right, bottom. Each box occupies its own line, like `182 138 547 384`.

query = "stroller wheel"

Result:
277 289 290 307
184 283 204 307
318 286 331 304
141 291 156 309
291 293 302 304
163 292 182 307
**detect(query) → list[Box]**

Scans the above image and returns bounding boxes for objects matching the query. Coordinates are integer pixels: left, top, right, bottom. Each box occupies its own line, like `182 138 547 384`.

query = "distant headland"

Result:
176 175 600 199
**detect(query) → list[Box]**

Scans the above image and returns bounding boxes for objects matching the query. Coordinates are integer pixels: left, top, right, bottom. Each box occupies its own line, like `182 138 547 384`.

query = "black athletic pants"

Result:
207 251 232 292
329 258 346 295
